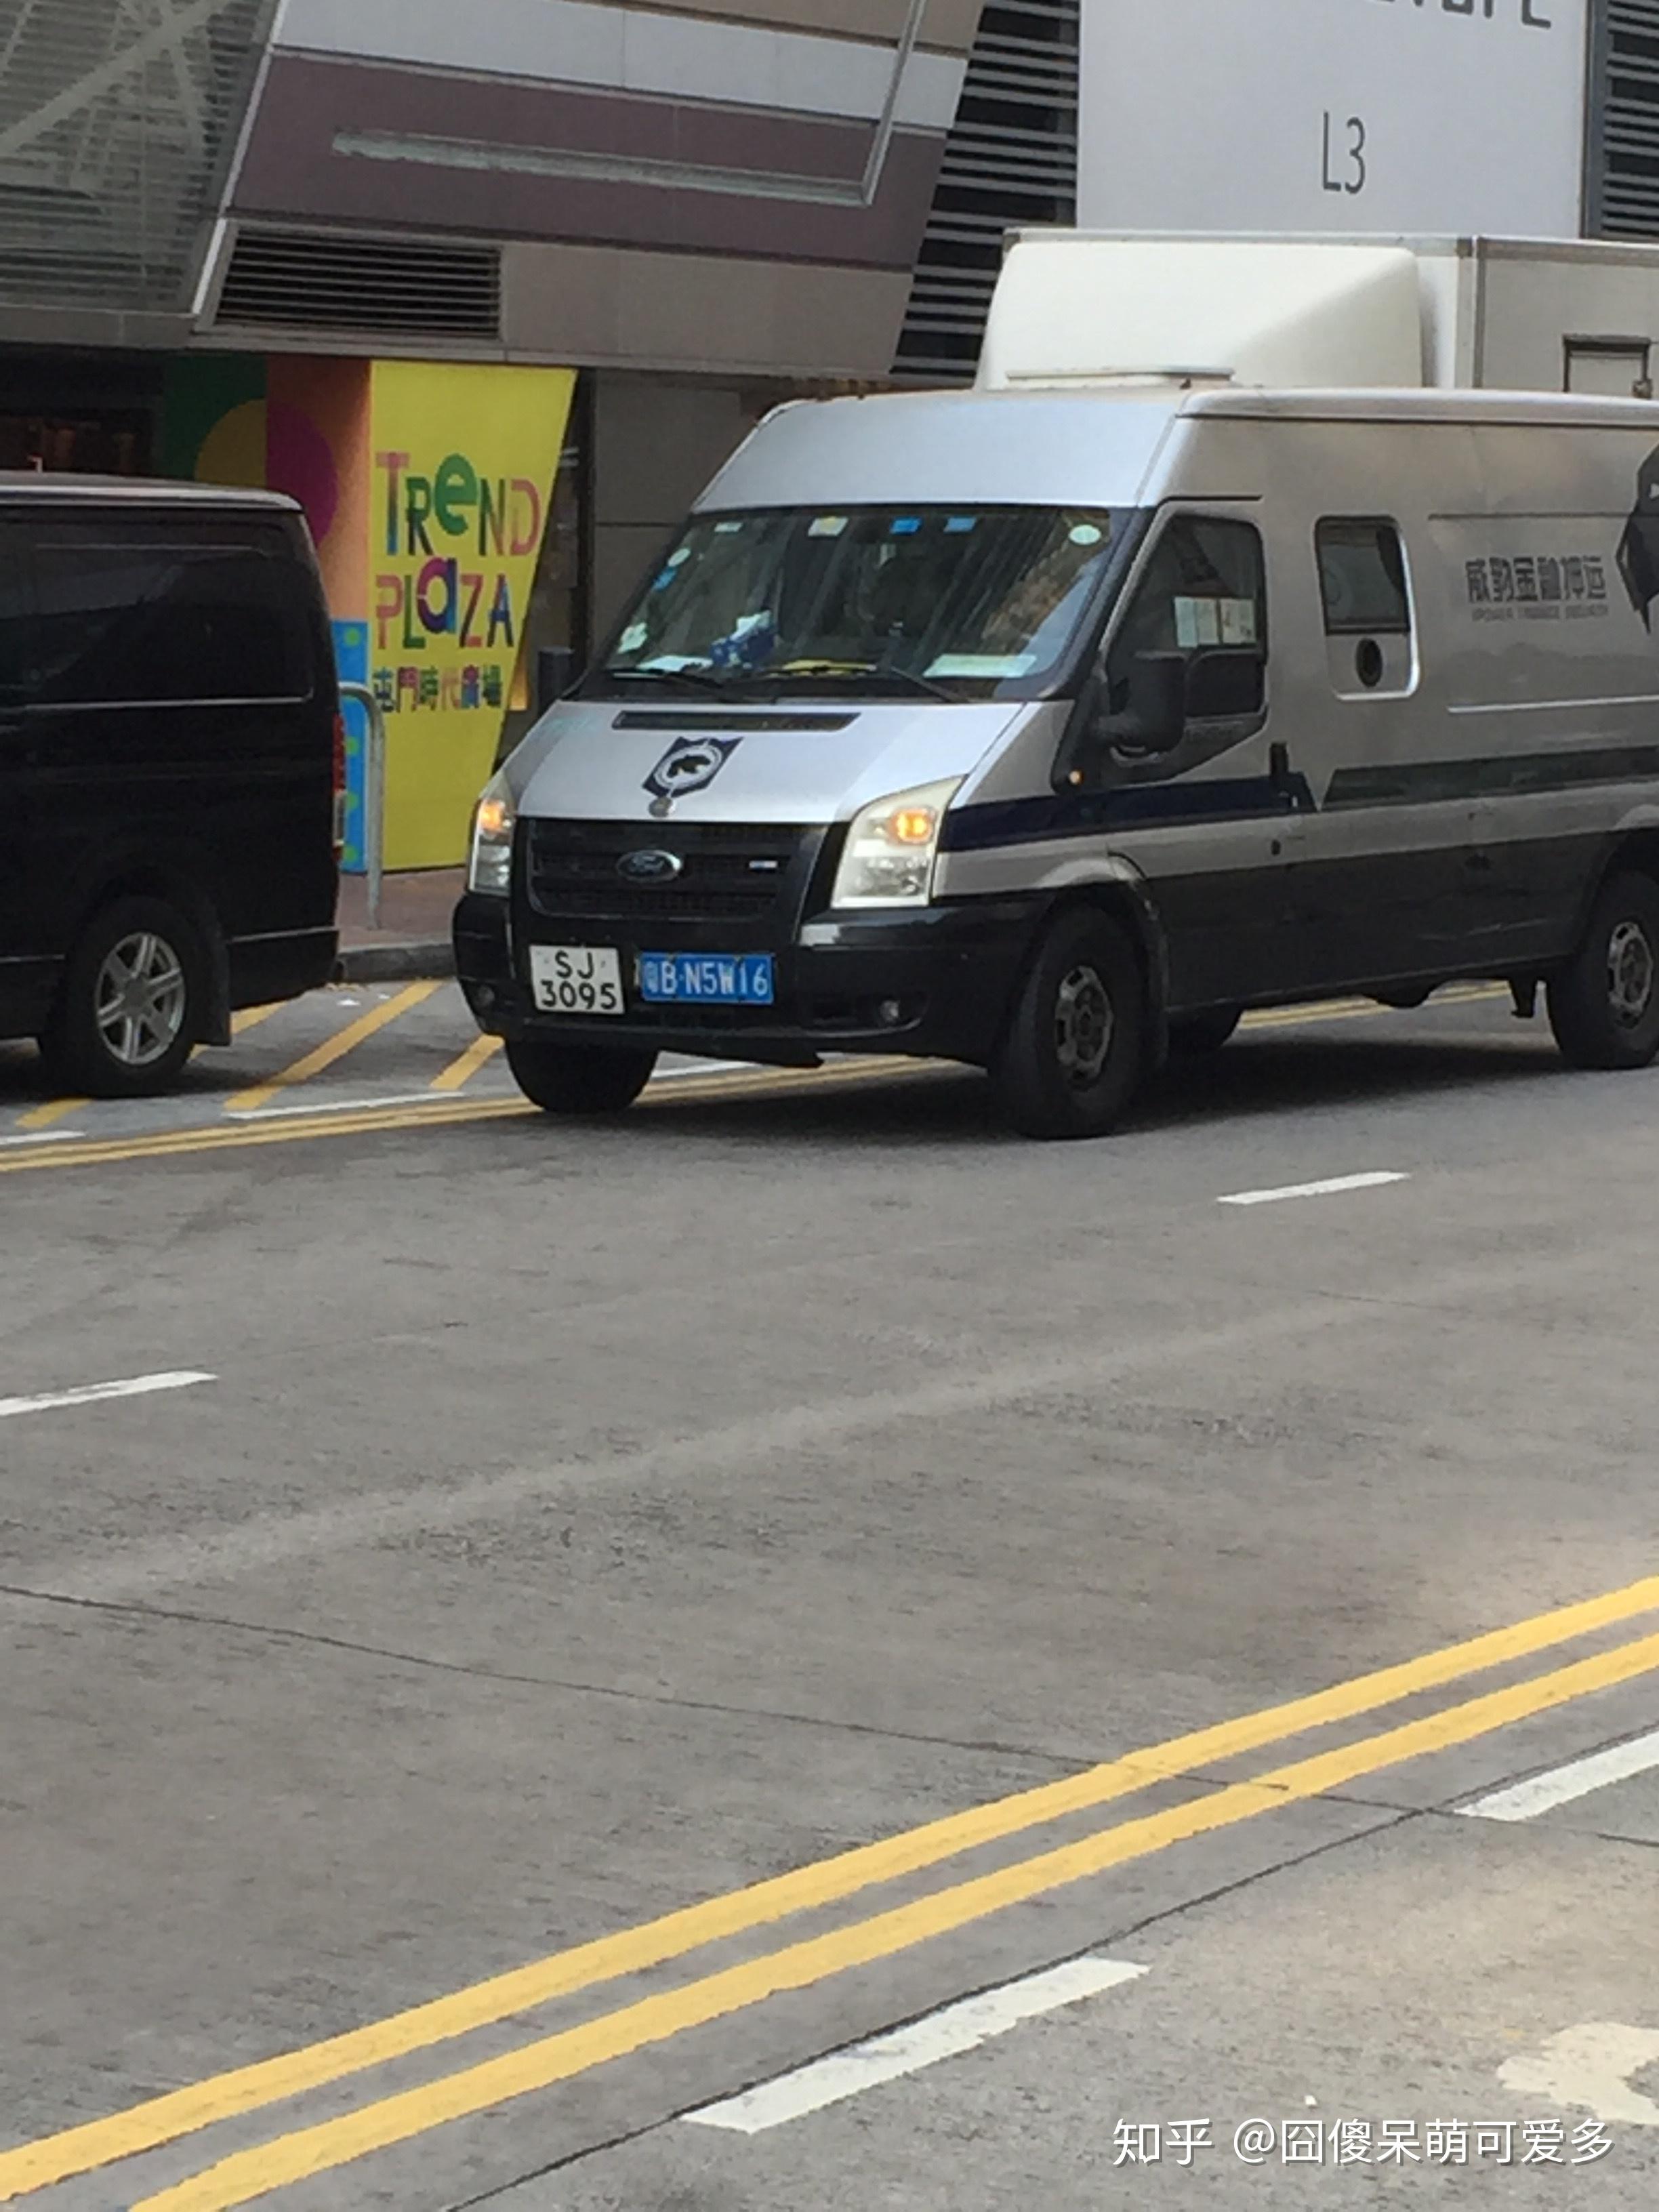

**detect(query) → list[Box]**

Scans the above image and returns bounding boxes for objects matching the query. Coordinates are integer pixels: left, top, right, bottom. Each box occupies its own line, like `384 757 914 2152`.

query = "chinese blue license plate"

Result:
638 951 775 1006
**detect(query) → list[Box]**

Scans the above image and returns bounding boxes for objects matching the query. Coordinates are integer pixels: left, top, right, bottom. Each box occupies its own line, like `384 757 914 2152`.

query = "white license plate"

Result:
529 944 625 1016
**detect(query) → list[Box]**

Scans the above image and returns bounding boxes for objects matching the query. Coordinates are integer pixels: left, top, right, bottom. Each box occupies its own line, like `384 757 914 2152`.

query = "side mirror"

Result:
1100 651 1188 757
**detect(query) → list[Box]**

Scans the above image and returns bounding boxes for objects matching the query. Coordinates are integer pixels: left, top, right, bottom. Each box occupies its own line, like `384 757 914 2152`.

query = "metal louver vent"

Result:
893 0 1078 383
1589 0 1659 238
0 0 270 314
214 229 502 337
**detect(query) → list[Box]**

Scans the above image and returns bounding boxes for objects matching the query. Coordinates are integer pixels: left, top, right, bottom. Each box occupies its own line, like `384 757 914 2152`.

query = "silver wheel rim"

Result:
1054 961 1113 1086
1607 918 1656 1029
94 930 187 1067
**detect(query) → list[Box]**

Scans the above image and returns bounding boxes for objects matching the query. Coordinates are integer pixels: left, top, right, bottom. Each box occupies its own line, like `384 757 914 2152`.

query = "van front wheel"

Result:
506 1038 658 1115
40 896 203 1097
1547 872 1659 1070
991 908 1145 1139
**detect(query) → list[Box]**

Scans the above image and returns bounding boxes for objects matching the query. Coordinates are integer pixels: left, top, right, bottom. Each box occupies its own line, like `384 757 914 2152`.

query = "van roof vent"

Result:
211 228 501 339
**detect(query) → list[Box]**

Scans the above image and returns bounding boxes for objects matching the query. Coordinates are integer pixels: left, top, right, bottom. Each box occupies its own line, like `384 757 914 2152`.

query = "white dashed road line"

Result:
0 1371 216 1420
1457 1727 1659 1822
684 1957 1148 2135
1219 1172 1411 1208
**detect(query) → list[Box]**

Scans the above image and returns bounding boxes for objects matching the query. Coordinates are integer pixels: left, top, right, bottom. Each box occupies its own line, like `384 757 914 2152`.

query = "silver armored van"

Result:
454 382 1659 1138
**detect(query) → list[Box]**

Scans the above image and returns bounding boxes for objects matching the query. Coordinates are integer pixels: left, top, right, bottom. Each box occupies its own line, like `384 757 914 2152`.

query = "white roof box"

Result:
977 237 1424 393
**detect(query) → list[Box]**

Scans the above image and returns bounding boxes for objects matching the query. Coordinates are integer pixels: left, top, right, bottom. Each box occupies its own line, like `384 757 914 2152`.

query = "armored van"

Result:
454 384 1659 1137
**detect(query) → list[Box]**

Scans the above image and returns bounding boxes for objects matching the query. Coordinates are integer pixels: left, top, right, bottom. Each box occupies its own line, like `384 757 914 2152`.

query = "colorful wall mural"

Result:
165 355 575 871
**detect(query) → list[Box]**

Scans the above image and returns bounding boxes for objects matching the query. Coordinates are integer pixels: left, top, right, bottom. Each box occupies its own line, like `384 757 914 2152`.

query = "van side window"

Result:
1107 515 1266 722
0 533 32 702
1316 518 1414 698
30 526 310 708
1317 519 1410 635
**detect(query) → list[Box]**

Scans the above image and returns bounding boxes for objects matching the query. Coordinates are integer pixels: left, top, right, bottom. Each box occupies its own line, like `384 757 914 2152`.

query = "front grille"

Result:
527 820 807 924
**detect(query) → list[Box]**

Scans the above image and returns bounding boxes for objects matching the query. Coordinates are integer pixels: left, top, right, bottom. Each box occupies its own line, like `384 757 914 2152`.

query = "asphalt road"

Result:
3 985 1658 2209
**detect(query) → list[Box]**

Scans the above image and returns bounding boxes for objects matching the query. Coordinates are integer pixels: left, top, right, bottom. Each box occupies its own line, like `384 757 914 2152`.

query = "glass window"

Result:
0 527 33 701
596 505 1128 703
1317 518 1410 636
1106 514 1266 721
30 525 310 706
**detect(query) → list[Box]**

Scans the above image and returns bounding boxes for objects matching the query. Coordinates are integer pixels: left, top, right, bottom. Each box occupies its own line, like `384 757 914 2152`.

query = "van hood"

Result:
508 699 1025 825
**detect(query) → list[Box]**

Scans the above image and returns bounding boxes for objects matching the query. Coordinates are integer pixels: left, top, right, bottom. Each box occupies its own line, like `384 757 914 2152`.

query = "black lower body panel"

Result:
0 953 60 1043
452 893 1040 1067
228 926 338 1010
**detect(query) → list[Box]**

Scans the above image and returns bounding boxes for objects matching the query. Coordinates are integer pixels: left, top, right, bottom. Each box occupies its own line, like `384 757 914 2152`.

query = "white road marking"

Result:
1218 1172 1410 1208
1457 1727 1659 1822
226 1090 480 1122
224 1064 752 1121
0 1371 216 1421
1500 2022 1659 2127
0 1130 87 1147
684 1957 1147 2134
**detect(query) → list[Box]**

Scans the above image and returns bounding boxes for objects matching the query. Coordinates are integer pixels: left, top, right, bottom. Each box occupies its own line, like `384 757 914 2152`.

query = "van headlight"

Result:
468 771 516 897
830 779 962 909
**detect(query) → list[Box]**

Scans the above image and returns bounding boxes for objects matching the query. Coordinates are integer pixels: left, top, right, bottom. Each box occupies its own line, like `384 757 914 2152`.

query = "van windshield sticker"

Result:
808 516 848 539
945 516 978 535
714 520 745 535
890 517 922 536
1069 523 1104 546
1175 595 1256 649
619 621 649 653
926 652 1040 678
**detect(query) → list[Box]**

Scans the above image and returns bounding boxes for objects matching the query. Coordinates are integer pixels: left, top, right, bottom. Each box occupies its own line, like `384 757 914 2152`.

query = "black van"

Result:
0 478 340 1095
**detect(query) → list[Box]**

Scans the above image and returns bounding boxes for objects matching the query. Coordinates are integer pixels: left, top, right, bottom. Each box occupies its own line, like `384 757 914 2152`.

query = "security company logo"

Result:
643 737 740 813
1464 554 1608 625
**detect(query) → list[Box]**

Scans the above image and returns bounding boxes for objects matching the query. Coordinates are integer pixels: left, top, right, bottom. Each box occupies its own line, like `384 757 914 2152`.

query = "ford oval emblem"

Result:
617 847 683 884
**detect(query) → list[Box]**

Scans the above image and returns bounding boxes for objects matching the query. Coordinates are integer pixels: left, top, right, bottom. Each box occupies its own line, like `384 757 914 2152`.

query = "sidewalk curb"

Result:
334 940 455 985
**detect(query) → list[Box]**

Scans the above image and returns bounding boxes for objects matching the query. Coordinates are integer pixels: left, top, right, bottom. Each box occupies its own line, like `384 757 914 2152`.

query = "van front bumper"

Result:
452 891 1039 1067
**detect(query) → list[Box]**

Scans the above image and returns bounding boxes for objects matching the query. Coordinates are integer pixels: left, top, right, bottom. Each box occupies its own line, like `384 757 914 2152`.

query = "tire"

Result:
1547 872 1659 1071
991 906 1146 1139
1169 1004 1242 1055
39 896 203 1098
506 1038 658 1115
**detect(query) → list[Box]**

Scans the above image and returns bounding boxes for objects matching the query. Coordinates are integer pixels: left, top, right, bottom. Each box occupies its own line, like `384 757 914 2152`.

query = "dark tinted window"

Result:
30 523 311 705
1317 518 1410 636
0 529 33 701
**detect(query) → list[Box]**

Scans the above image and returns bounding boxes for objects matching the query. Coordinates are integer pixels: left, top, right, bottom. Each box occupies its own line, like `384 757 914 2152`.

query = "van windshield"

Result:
596 505 1127 702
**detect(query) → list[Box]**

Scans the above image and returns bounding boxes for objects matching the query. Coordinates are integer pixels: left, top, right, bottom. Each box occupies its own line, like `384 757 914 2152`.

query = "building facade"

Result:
0 0 1080 863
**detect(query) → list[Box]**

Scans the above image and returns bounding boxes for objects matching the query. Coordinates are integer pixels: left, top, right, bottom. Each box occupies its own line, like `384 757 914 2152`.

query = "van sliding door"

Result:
0 521 45 1036
1294 517 1466 989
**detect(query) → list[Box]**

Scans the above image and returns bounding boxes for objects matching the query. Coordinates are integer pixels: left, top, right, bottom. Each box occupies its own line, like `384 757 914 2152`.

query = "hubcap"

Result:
1607 918 1656 1029
94 931 187 1067
1054 961 1113 1086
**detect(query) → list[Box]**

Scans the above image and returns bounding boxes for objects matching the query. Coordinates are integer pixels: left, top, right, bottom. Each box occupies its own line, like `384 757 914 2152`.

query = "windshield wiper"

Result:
769 660 958 705
605 665 734 697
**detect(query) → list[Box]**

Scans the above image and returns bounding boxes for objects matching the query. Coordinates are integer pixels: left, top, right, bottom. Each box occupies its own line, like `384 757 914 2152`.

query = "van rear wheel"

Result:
506 1038 658 1115
1547 872 1659 1071
40 895 203 1098
991 907 1145 1139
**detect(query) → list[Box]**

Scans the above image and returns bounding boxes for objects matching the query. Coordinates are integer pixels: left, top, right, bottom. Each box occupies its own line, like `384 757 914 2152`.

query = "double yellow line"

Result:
7 1571 1659 2209
0 1059 943 1179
